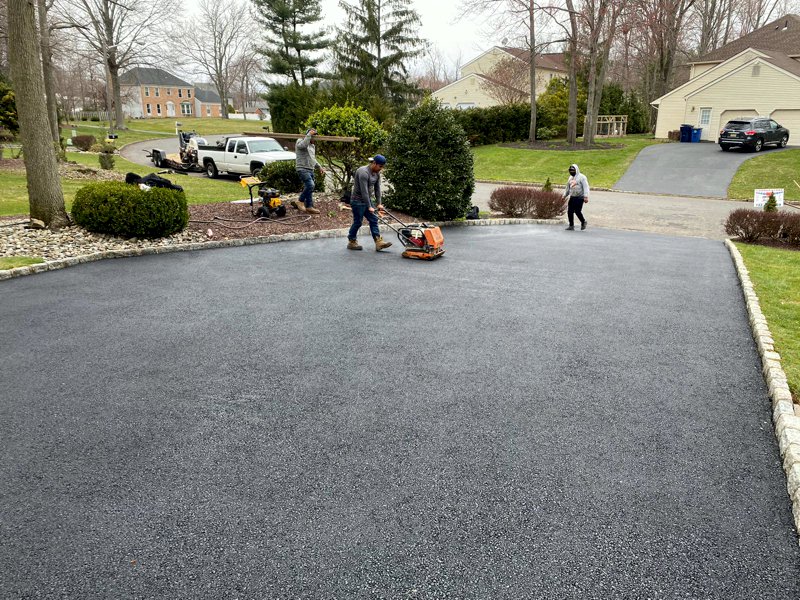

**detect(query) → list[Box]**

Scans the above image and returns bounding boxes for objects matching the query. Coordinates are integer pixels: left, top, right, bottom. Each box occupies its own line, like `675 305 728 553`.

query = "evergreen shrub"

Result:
259 161 325 194
385 98 474 221
72 182 188 238
72 135 97 151
451 103 530 146
98 152 115 170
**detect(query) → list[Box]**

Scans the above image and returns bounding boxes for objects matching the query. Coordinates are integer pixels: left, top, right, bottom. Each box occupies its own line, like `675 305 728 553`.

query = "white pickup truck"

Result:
198 136 296 178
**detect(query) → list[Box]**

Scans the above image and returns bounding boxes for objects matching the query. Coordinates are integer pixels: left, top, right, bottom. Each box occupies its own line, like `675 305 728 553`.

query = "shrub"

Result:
384 98 474 221
536 126 558 140
72 181 188 238
725 209 769 242
72 135 96 151
98 152 115 170
782 213 800 245
259 161 325 194
451 103 530 146
305 104 388 193
90 115 100 122
489 186 534 217
89 142 116 153
764 194 778 212
531 189 567 219
542 177 553 192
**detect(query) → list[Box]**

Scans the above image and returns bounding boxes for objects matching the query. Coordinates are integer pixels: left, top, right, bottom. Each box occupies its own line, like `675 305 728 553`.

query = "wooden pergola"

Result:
594 115 628 138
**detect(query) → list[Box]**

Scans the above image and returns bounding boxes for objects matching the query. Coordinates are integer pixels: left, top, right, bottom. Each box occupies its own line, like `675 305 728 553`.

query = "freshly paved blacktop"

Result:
2 225 799 597
612 142 788 197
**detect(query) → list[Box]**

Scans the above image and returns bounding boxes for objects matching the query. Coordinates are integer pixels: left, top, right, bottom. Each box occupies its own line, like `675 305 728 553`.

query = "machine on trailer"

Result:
377 209 445 260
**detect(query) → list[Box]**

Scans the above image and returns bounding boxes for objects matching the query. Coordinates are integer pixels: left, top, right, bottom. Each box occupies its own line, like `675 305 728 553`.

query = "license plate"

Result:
728 132 738 137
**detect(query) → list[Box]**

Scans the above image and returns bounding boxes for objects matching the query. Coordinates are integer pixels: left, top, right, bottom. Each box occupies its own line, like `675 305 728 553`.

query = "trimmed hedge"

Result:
259 161 325 194
451 104 530 146
72 182 188 238
725 208 800 245
71 135 96 151
489 185 566 219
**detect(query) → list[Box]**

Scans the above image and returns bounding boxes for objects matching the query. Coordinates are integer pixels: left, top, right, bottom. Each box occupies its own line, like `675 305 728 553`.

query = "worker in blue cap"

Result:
347 155 392 251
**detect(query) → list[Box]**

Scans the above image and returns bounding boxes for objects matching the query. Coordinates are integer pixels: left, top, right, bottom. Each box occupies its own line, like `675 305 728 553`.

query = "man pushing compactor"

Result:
347 155 393 252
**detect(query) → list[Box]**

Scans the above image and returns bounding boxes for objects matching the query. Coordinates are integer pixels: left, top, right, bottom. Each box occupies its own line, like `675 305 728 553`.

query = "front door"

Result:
166 101 175 117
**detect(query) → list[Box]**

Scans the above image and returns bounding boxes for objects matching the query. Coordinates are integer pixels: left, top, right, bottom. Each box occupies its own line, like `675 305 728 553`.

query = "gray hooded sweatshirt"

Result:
564 163 589 199
295 133 319 172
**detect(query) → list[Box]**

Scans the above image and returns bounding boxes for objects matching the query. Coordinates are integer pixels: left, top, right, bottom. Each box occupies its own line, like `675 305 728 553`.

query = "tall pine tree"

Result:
334 0 425 103
253 0 329 85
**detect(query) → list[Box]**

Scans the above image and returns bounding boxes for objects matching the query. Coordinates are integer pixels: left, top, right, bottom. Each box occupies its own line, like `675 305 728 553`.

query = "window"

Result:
146 103 151 115
156 103 161 115
206 106 211 116
181 102 192 116
187 89 192 98
699 108 712 126
155 87 160 97
165 88 171 96
770 120 779 130
144 87 150 97
178 89 183 98
752 65 761 77
236 140 247 154
227 140 236 152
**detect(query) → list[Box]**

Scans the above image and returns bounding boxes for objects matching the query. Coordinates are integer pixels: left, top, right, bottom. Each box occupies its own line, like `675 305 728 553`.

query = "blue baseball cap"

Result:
372 154 387 165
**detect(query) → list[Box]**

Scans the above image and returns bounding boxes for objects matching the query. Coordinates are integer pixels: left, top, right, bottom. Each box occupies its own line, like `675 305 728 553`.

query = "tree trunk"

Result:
7 0 69 229
528 1 537 142
36 0 60 149
565 0 579 145
111 63 125 130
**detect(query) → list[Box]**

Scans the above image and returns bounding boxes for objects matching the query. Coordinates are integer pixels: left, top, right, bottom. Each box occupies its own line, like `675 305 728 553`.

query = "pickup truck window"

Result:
227 140 236 153
248 139 285 153
236 140 248 154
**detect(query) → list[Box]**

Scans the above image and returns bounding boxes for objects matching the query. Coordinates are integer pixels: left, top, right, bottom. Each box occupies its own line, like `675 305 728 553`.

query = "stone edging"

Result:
0 218 559 281
725 239 800 536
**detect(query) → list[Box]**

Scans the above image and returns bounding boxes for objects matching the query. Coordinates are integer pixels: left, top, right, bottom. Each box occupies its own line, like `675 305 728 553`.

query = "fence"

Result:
77 111 110 122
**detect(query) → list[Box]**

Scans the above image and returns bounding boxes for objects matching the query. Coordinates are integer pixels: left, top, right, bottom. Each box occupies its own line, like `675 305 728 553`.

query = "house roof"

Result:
498 48 567 72
693 14 800 64
119 67 191 87
759 48 800 77
193 85 221 104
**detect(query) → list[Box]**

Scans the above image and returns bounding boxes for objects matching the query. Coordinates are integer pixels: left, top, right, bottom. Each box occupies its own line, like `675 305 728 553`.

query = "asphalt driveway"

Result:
2 226 799 598
613 142 787 197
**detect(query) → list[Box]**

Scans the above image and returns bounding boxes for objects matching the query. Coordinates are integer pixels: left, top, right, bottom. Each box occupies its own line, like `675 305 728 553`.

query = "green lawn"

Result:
728 149 800 201
736 242 800 398
61 116 272 150
0 153 250 217
0 256 44 269
472 134 665 188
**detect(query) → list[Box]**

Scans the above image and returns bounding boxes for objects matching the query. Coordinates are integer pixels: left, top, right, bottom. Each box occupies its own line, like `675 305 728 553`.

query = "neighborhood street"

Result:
2 225 798 597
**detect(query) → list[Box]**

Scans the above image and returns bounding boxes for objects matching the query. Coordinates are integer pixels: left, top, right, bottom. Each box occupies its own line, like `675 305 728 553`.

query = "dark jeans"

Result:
298 169 315 207
568 196 586 226
348 202 381 240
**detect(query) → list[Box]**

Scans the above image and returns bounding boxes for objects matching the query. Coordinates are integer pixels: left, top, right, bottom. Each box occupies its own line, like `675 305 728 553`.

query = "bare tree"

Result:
480 55 530 104
691 0 737 55
736 0 793 32
7 0 68 227
414 46 462 92
230 49 262 118
175 0 250 119
58 0 176 129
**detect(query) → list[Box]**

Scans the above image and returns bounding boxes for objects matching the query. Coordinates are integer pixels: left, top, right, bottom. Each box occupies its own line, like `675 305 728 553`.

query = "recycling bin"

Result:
691 128 702 143
680 124 693 143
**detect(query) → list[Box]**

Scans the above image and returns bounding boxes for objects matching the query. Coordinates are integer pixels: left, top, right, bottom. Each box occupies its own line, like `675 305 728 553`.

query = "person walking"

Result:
563 163 589 230
293 128 325 215
347 155 392 252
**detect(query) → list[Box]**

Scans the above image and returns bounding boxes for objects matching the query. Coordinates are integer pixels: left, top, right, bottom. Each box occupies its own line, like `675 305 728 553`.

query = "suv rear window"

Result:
724 121 751 130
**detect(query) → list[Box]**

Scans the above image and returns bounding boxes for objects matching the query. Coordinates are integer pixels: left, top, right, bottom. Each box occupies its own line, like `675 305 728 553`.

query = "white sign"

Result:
754 188 784 208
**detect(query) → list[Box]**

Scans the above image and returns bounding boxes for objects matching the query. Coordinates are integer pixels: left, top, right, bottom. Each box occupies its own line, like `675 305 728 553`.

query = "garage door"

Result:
717 109 758 138
770 110 800 146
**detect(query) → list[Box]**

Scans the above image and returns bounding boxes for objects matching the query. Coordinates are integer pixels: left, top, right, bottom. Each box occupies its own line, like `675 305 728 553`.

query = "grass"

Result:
728 149 800 201
736 242 800 398
0 256 44 269
61 117 272 150
472 134 665 188
0 153 250 217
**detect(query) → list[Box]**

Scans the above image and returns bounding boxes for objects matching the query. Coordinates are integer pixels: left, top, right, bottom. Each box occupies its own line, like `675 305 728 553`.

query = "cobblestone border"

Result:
0 218 559 281
725 239 800 536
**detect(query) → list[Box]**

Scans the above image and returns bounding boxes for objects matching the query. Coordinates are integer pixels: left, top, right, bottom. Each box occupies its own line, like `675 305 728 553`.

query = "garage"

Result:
770 109 800 145
717 109 758 139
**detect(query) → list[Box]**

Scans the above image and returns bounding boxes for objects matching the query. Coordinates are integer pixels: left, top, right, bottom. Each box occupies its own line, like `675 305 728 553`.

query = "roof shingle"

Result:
695 14 800 63
119 67 191 87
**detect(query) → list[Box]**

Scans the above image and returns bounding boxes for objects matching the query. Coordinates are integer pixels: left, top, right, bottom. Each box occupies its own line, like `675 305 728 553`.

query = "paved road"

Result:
2 226 798 598
612 142 788 197
122 134 239 178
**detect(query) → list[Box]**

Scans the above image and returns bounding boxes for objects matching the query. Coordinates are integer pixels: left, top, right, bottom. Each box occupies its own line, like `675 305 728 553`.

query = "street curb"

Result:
725 239 800 538
0 218 560 282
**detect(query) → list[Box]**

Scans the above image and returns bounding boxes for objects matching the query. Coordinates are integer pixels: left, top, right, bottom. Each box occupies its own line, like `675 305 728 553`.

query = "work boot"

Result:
291 200 306 213
581 220 587 230
565 225 575 230
347 239 363 251
374 236 392 251
306 206 320 215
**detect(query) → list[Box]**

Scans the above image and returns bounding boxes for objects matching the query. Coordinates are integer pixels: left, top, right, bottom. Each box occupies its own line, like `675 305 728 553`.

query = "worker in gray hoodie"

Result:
293 128 325 215
347 155 392 252
563 163 589 230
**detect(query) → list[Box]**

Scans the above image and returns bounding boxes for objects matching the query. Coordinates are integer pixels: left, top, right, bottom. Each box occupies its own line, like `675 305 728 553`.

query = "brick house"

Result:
119 67 199 119
193 84 223 118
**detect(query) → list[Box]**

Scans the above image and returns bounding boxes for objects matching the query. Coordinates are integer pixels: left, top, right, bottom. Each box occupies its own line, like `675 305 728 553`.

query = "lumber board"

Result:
242 131 359 142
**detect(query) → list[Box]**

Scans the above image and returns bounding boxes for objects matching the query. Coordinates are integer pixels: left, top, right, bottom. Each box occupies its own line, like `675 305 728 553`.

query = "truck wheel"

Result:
206 160 218 178
251 164 263 178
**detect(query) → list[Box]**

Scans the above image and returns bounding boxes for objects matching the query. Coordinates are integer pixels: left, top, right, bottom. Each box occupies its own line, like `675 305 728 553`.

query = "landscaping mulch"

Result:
188 193 418 241
499 140 625 151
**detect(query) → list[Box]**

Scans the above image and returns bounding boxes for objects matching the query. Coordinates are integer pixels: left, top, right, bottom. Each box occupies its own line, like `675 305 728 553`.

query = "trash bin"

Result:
691 128 702 143
680 124 693 143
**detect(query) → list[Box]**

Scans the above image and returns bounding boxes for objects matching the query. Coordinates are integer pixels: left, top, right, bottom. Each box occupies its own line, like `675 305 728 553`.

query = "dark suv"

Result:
719 117 789 152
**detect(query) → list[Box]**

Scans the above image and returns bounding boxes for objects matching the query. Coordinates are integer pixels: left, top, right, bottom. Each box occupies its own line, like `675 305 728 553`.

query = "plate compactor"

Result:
240 177 286 218
377 208 445 260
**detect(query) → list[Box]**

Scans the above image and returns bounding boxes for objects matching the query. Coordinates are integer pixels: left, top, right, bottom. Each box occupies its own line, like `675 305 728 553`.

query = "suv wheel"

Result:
720 144 730 152
753 138 763 152
780 135 789 148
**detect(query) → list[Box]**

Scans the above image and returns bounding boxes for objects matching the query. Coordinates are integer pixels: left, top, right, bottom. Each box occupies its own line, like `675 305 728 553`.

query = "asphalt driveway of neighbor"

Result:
612 141 787 197
2 226 799 598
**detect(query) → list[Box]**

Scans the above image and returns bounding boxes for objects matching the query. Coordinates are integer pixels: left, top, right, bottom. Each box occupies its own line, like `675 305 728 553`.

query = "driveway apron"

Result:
613 142 786 197
1 226 798 598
